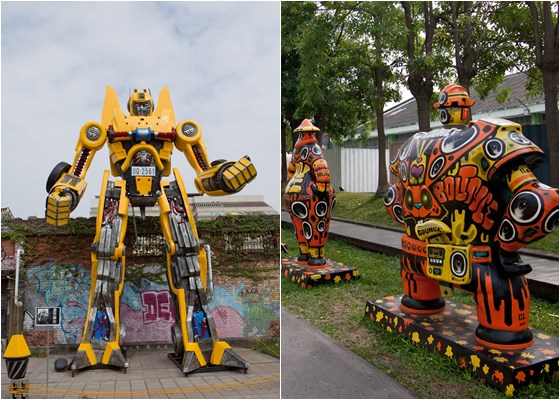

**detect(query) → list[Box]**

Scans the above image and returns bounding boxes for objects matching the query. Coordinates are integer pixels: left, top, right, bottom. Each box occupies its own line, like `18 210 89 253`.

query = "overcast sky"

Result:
2 1 281 219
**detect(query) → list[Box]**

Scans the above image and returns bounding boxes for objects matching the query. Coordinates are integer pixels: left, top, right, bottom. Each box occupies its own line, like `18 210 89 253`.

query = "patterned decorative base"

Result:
365 295 559 393
282 256 360 288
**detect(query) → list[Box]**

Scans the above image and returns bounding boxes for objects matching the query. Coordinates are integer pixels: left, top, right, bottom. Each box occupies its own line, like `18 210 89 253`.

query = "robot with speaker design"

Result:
45 86 256 374
284 119 336 267
384 84 559 349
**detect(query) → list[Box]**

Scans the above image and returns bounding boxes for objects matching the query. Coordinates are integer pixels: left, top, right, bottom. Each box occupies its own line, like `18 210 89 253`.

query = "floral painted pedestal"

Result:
365 295 558 393
282 257 360 289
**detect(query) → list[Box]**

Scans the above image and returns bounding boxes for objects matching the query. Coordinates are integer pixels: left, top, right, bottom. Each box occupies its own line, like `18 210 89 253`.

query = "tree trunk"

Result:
375 68 389 194
543 69 559 186
281 118 288 190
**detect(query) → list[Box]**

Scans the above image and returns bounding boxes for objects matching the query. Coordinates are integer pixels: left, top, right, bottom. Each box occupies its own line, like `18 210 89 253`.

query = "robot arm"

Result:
174 120 257 196
45 122 106 226
498 164 559 252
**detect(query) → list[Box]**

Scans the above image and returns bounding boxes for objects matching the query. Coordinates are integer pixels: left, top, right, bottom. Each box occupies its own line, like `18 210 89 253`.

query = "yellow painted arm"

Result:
45 122 107 226
175 119 257 196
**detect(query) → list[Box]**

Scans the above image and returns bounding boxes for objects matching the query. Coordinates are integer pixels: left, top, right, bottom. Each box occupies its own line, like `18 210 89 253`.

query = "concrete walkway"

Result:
1 347 279 399
281 308 417 399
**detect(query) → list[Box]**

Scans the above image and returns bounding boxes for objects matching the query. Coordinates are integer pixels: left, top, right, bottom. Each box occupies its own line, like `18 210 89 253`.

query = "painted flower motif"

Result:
427 335 434 345
456 309 472 315
494 357 508 363
483 365 490 375
505 384 515 397
412 332 420 343
489 349 502 355
375 311 384 322
536 333 551 340
515 371 526 383
470 355 481 370
333 275 341 283
444 346 453 358
352 270 360 277
521 352 535 359
442 330 455 337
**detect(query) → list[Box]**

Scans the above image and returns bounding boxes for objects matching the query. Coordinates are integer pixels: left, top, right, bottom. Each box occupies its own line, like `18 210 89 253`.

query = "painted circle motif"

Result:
509 191 542 224
300 147 309 161
315 201 328 217
508 130 532 145
543 209 559 233
429 156 445 179
498 219 516 242
484 139 505 159
400 162 408 182
312 144 322 155
291 202 308 219
451 251 467 278
384 187 396 206
330 198 337 213
441 127 477 154
302 222 313 240
317 221 326 232
393 204 404 224
399 137 414 161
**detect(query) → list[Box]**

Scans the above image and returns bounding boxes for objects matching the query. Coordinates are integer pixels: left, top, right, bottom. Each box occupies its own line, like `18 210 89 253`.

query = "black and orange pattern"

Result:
284 119 336 267
282 257 360 288
384 118 559 348
365 295 559 393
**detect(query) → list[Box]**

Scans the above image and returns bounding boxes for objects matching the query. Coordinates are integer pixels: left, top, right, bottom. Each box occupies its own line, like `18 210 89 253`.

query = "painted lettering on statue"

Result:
432 166 497 230
141 290 174 324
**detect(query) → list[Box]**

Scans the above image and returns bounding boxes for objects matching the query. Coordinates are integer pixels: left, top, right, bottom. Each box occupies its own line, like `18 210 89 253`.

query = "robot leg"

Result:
471 263 533 349
160 171 249 374
70 172 128 374
399 253 445 314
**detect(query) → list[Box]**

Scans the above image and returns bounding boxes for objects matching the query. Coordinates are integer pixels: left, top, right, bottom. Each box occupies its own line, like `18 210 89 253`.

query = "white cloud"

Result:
2 1 281 219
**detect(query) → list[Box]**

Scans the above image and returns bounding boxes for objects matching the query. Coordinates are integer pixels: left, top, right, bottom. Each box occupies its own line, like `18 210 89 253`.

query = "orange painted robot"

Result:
384 84 559 349
284 119 336 267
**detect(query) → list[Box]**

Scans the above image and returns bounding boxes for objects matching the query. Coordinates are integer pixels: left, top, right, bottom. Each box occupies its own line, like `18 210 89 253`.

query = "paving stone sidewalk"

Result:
1 347 279 399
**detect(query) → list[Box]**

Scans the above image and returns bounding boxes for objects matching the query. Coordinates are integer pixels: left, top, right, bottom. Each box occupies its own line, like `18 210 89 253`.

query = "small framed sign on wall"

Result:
35 307 61 326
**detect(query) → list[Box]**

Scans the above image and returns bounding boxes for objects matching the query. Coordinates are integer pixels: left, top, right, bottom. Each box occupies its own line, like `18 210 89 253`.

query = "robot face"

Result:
132 101 153 116
404 185 442 219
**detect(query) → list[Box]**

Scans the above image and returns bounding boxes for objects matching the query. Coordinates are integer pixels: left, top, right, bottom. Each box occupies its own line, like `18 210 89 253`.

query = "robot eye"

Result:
420 189 432 209
300 147 309 160
312 145 321 155
405 190 413 210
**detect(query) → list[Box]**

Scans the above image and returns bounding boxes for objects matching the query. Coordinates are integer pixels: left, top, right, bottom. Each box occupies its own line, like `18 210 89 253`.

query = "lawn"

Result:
281 226 559 399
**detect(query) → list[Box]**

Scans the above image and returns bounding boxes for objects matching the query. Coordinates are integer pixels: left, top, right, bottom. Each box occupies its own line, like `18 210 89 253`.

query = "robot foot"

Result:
70 343 128 375
307 257 326 267
297 254 310 264
475 325 534 350
211 341 249 372
400 295 445 314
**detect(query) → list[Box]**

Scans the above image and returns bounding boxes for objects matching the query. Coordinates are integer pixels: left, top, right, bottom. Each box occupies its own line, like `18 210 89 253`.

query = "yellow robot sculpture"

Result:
45 87 256 375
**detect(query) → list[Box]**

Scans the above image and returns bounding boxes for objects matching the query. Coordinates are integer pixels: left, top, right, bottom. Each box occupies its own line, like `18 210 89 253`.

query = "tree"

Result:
527 1 558 186
491 1 559 186
401 1 445 132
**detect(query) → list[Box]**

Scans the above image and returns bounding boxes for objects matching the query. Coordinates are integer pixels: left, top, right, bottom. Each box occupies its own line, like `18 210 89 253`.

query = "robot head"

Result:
127 89 154 116
433 84 474 126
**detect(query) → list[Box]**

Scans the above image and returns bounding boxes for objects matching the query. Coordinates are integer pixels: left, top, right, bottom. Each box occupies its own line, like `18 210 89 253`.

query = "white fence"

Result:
323 147 392 193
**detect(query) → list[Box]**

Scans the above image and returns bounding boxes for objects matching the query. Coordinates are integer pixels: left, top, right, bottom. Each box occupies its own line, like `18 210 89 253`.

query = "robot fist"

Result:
45 162 87 226
195 156 257 196
221 156 257 193
46 187 75 226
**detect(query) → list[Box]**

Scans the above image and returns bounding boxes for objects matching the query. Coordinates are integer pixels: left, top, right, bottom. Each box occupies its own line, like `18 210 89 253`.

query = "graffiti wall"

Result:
22 263 279 346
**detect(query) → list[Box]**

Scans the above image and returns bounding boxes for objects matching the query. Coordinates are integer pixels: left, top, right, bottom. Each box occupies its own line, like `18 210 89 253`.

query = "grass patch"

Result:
332 192 559 254
281 227 559 398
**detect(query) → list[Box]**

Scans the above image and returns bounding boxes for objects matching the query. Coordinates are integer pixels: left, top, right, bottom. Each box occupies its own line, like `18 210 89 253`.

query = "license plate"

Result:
131 166 156 176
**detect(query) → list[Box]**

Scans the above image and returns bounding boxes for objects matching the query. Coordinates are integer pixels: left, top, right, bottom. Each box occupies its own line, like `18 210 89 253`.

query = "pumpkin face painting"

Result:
284 119 336 267
385 116 559 350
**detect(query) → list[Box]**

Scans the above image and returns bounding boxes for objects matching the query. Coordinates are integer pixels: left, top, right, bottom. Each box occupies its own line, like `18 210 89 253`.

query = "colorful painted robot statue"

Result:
284 119 335 267
384 84 558 349
45 87 256 374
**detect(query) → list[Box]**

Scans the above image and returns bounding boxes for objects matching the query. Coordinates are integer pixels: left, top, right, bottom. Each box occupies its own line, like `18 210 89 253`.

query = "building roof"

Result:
380 72 544 135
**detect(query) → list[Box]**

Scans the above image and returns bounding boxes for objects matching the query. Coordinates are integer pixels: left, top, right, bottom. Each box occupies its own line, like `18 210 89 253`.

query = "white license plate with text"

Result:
131 166 156 176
